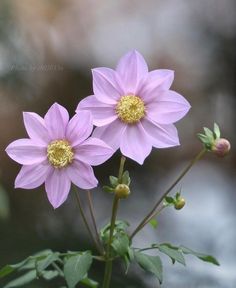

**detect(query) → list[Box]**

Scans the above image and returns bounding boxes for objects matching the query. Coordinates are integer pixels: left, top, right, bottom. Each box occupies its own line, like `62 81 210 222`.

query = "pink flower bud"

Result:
212 138 231 157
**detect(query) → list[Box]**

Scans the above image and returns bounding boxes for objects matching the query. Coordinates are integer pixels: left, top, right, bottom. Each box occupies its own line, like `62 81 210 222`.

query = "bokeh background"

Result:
0 0 235 287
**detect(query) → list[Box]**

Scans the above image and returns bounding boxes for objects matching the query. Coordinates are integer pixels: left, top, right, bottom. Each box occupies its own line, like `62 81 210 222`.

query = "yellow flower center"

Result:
116 95 145 124
47 140 74 168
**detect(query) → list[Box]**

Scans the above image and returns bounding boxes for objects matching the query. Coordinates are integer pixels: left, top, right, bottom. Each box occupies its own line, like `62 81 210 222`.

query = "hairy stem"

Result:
130 149 206 239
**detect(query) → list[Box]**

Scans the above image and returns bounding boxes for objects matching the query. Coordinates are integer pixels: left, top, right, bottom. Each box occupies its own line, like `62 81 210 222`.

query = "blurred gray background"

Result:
0 0 235 287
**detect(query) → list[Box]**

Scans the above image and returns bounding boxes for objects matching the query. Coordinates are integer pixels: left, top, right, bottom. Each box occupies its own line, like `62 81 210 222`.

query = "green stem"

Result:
102 155 126 288
74 190 103 255
130 149 206 239
86 190 104 254
118 155 126 183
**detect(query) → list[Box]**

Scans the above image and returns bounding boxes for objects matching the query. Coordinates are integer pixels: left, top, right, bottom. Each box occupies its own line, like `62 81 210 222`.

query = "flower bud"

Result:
174 198 185 210
212 138 231 157
115 184 130 199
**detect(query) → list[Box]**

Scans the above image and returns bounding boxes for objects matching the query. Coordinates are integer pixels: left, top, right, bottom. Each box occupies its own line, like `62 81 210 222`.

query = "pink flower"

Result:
77 50 191 164
6 103 114 209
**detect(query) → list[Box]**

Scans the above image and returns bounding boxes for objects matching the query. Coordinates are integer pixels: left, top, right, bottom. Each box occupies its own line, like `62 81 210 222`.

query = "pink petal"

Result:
92 119 127 151
45 169 71 209
120 122 152 165
15 162 52 189
138 70 174 103
66 160 98 189
66 111 93 147
141 118 180 148
6 139 46 165
146 90 191 124
76 95 117 127
92 68 123 104
116 50 148 94
74 137 114 166
44 103 69 140
23 112 50 145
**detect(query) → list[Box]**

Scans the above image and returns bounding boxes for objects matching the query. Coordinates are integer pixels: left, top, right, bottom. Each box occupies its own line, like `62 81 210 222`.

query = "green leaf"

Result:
149 218 158 229
112 232 130 257
0 258 32 278
3 270 37 288
103 186 114 193
109 176 118 188
213 123 221 139
164 196 174 204
81 277 99 287
64 252 93 288
180 246 220 266
36 252 60 273
156 244 186 266
122 171 131 185
42 270 59 280
134 251 163 284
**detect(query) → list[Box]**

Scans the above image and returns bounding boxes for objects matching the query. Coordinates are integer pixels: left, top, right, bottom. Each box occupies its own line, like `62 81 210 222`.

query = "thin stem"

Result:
130 149 206 239
102 155 126 288
74 190 102 254
102 195 120 288
51 262 64 277
86 189 104 254
118 155 126 183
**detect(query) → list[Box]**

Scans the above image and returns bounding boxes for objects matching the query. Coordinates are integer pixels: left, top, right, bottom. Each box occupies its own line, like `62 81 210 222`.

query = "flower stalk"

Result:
74 190 103 255
130 148 206 239
102 155 126 288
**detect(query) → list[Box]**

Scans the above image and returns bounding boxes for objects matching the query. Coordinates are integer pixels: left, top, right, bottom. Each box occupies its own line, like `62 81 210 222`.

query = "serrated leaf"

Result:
134 251 163 284
180 246 220 266
112 232 130 257
3 270 37 288
64 252 93 288
109 176 118 188
149 218 158 229
213 123 221 139
103 186 114 193
157 244 185 266
81 277 98 287
122 171 131 185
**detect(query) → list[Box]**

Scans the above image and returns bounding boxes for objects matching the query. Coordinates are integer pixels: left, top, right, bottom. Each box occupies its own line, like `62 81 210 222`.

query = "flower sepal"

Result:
197 123 230 157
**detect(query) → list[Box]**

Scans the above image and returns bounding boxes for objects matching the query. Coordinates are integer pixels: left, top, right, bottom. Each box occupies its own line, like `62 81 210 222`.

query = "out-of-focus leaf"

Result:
149 218 158 229
134 251 163 284
112 232 130 257
3 270 37 288
180 246 220 266
64 251 93 288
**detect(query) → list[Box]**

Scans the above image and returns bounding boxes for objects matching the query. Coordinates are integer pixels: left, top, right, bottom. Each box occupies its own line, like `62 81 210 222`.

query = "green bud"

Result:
174 198 186 210
115 184 130 199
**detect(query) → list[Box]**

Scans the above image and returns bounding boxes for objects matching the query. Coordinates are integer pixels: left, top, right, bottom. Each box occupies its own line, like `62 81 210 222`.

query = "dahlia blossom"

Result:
77 50 191 164
5 103 114 208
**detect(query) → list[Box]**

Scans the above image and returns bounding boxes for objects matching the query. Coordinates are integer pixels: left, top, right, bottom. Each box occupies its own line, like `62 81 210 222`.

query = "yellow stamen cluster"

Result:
116 95 145 124
47 140 74 168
